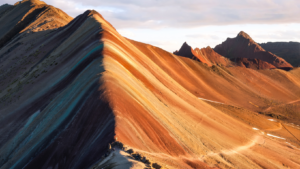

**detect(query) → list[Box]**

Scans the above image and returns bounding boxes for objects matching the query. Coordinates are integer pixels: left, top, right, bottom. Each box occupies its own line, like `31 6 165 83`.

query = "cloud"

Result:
252 29 300 42
3 0 300 29
2 0 300 52
186 34 221 40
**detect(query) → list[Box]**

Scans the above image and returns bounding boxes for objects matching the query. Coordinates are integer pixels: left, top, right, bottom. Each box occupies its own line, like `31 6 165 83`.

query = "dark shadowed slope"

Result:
0 4 13 17
214 31 293 70
1 1 300 169
260 42 300 67
0 4 115 168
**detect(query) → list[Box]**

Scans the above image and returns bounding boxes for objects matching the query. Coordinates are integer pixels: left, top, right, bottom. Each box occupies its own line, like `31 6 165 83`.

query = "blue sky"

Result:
3 0 300 52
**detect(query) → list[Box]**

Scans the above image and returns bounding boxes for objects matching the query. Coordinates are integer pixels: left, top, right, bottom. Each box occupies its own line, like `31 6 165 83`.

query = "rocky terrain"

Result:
260 42 300 67
230 57 276 70
0 0 300 169
174 42 231 67
214 31 293 70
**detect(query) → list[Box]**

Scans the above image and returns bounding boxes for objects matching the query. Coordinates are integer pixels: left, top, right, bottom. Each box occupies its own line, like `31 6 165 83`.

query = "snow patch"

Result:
267 133 286 140
286 142 300 150
198 97 224 104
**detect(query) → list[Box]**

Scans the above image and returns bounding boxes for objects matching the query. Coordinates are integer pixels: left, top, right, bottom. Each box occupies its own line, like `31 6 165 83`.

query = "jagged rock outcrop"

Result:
174 42 231 66
214 31 293 70
194 46 232 66
173 42 200 60
260 42 300 67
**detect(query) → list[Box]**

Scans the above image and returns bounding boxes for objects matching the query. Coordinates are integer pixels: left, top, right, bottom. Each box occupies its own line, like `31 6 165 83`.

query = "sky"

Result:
3 0 300 52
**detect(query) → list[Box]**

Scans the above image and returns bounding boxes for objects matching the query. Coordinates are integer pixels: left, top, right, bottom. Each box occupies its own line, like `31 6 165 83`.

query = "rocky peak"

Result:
181 42 191 49
14 0 45 6
237 31 252 40
174 42 193 58
214 31 293 70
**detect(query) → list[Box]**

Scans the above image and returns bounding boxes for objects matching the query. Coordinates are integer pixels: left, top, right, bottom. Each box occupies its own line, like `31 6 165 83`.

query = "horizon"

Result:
2 0 300 52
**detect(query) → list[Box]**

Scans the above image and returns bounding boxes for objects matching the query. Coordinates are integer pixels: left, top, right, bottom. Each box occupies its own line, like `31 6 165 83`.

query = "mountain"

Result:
0 1 300 169
214 31 293 70
174 42 232 67
260 42 300 67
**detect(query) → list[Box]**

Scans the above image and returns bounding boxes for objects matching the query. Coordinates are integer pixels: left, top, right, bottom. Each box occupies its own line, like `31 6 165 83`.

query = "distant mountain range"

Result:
259 42 300 67
174 31 298 70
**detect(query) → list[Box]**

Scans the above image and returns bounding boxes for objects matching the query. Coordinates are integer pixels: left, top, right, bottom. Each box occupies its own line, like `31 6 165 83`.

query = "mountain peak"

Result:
214 31 293 70
173 42 193 58
182 41 190 47
237 31 252 40
14 0 45 6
